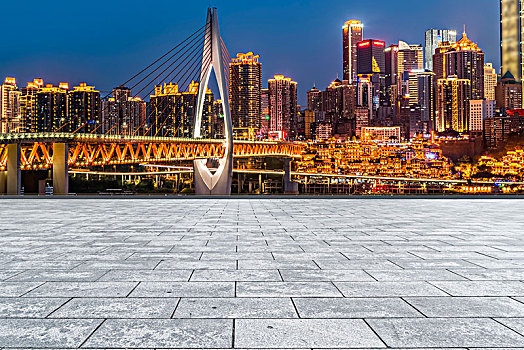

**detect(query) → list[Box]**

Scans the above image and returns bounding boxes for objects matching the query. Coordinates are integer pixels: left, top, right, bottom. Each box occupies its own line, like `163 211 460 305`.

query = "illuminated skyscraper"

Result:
357 39 386 75
68 83 101 133
435 76 471 132
268 75 297 139
397 41 424 96
36 84 69 132
425 29 457 71
229 52 262 130
432 41 454 80
446 32 485 101
342 19 363 83
150 81 212 138
20 79 44 133
500 0 524 81
496 71 523 109
101 87 147 136
0 78 21 133
484 63 498 100
307 86 321 111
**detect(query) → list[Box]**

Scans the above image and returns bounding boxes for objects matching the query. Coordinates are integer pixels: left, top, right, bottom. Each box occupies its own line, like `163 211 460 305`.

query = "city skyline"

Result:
0 0 498 105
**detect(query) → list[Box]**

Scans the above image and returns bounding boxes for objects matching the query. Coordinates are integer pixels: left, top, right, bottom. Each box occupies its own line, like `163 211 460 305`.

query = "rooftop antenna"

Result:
463 24 466 35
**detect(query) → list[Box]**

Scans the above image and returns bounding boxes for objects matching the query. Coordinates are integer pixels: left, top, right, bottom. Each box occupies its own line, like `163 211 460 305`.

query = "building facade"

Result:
0 78 21 133
435 76 471 132
342 19 363 83
425 29 457 71
500 0 524 82
229 52 262 131
484 63 498 101
101 87 147 136
268 75 297 139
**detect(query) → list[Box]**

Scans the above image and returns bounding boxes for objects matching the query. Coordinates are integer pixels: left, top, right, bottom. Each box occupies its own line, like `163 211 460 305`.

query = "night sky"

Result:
0 0 499 105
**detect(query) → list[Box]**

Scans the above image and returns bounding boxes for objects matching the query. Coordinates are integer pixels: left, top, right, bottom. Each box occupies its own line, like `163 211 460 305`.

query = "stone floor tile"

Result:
429 280 524 296
83 319 232 348
406 296 524 317
0 318 102 348
496 318 524 336
49 297 179 319
174 297 297 318
279 269 375 282
367 318 524 347
237 282 343 297
0 282 43 297
7 270 106 282
97 269 193 282
235 319 385 348
367 269 466 281
190 269 282 282
0 297 68 317
129 282 235 297
334 281 448 297
24 282 137 298
293 297 423 318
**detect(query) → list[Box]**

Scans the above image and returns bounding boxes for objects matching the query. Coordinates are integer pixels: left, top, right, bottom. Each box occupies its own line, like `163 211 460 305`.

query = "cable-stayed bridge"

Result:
0 8 305 195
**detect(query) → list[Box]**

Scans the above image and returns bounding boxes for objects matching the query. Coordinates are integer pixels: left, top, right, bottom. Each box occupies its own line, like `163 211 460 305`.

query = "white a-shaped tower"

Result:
193 8 233 195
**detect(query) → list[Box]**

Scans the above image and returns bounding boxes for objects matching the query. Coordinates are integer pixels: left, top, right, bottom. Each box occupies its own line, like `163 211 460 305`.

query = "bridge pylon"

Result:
193 8 233 195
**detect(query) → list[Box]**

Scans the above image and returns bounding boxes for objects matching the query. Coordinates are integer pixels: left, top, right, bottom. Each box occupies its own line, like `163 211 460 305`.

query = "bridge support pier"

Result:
283 158 298 195
52 143 69 195
0 171 6 194
6 144 21 195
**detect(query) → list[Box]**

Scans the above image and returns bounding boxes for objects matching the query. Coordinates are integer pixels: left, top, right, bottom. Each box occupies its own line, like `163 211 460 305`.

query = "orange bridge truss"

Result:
0 133 305 170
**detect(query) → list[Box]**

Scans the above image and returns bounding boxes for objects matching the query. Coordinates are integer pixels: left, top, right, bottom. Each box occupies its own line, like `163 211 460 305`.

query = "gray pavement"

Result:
0 198 523 349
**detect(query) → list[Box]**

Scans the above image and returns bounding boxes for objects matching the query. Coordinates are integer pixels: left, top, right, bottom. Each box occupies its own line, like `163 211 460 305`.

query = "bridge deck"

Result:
0 198 523 348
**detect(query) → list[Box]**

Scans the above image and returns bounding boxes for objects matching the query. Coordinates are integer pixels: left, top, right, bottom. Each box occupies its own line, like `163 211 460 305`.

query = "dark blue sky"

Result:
0 0 499 105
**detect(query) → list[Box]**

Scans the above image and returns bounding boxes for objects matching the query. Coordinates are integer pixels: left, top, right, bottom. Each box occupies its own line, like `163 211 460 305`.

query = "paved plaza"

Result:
0 198 524 349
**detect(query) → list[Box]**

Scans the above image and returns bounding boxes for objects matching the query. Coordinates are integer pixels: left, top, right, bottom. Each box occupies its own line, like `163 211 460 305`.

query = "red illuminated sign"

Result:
373 41 385 47
358 41 371 48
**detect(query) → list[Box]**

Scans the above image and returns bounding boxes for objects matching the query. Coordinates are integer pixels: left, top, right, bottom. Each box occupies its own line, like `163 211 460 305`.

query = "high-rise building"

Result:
307 86 322 111
0 78 21 133
229 52 262 130
343 19 363 83
397 41 424 96
149 81 213 138
484 63 498 100
357 39 386 75
268 75 297 139
500 0 524 82
36 84 69 132
496 71 523 109
445 32 485 101
408 70 435 133
469 99 495 133
101 87 147 136
435 76 471 132
432 41 454 80
260 88 269 137
68 83 101 133
20 79 44 133
425 29 457 71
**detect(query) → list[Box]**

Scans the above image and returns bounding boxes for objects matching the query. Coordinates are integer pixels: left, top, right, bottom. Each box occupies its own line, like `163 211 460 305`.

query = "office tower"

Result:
36 84 69 132
496 71 523 109
357 40 386 74
397 41 424 96
408 70 435 132
385 44 399 88
469 100 495 133
425 29 457 71
484 63 497 100
304 110 315 139
307 86 322 111
0 78 21 133
343 20 363 83
268 75 297 139
432 41 454 79
229 52 262 130
101 87 147 136
446 32 485 100
150 81 212 138
68 83 101 133
260 88 269 137
20 79 44 133
500 0 524 81
435 76 471 132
